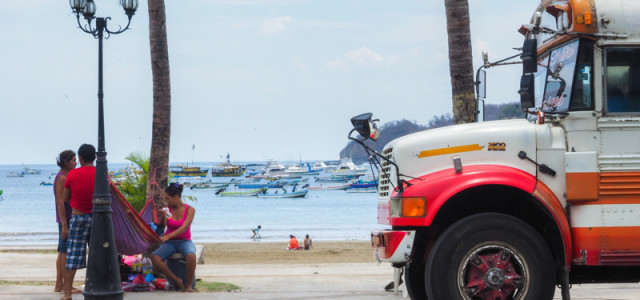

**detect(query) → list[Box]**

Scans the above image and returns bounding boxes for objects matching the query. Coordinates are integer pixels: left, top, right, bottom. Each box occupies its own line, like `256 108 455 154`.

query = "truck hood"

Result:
385 119 539 179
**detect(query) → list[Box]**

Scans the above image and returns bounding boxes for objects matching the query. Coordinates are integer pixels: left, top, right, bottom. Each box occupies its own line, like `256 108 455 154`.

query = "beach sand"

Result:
204 240 375 264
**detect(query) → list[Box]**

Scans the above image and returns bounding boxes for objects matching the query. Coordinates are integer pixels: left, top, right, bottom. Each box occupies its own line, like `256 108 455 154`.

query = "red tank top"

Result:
165 204 191 240
64 166 96 214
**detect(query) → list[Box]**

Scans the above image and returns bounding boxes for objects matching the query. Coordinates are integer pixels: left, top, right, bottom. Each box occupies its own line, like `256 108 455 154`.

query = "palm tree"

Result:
146 0 171 207
444 0 476 124
117 152 149 211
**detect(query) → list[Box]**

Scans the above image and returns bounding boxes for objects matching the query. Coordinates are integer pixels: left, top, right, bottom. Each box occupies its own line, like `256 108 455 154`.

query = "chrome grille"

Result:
378 147 394 198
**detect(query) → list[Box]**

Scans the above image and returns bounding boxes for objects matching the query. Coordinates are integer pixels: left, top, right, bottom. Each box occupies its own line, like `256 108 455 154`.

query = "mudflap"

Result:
371 230 416 263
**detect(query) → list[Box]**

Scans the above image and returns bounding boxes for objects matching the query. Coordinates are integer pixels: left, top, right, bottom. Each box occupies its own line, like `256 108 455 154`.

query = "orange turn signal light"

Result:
401 197 426 217
585 11 592 25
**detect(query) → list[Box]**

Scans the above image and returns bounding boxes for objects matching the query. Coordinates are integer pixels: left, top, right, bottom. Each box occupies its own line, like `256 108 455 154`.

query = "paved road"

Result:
0 250 638 299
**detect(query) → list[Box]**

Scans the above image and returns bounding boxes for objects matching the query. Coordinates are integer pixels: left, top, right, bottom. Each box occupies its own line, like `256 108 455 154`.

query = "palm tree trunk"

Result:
146 0 171 208
444 0 476 124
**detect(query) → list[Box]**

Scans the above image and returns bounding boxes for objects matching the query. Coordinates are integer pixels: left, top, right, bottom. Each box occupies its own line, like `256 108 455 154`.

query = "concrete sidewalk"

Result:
0 251 639 299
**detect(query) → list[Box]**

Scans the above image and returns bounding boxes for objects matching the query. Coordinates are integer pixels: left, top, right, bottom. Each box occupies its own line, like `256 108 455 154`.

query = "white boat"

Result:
6 172 24 178
263 160 289 178
284 164 308 176
22 166 41 175
306 183 352 190
256 189 308 198
332 158 367 176
309 161 334 172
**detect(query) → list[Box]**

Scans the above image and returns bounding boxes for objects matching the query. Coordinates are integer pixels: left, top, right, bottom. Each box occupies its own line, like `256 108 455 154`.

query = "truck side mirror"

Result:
521 39 538 73
518 74 535 109
350 113 380 141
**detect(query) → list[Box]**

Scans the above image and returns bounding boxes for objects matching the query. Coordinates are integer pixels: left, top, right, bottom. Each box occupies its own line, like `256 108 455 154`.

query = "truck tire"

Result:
405 261 427 299
425 213 555 300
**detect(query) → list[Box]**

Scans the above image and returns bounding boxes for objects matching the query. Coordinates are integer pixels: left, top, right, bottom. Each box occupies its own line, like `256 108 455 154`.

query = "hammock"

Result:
110 183 161 255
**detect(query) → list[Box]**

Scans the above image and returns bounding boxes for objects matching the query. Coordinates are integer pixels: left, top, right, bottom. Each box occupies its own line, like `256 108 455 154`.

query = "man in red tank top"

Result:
60 144 96 300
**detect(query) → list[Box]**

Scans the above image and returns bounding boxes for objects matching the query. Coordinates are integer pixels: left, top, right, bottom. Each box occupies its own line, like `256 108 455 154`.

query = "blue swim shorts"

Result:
152 239 196 260
57 222 68 254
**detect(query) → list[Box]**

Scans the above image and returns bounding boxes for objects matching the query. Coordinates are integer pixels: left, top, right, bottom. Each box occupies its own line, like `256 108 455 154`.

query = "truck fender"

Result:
400 165 572 270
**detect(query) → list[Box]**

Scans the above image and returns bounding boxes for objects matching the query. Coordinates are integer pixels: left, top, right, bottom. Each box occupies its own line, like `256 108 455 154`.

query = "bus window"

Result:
606 48 640 113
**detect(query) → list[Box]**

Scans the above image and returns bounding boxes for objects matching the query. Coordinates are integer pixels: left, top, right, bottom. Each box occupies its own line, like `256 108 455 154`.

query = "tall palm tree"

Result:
444 0 476 124
146 0 171 207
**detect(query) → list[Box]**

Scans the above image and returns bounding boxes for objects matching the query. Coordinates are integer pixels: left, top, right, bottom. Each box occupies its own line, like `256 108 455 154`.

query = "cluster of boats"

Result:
6 166 42 177
177 158 379 198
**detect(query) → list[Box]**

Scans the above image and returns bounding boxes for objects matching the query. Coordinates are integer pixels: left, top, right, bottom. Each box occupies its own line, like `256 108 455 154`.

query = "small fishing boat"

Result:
257 189 308 198
315 175 358 183
306 183 352 190
40 181 53 186
190 183 229 190
237 183 284 189
211 154 245 177
169 165 209 177
216 188 266 197
22 166 42 175
6 172 24 178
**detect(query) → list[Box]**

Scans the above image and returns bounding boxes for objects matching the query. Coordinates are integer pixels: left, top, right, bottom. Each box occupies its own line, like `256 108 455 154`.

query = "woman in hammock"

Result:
151 183 197 292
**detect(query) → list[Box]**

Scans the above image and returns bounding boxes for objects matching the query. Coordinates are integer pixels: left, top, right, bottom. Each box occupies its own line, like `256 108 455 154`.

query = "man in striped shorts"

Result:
60 144 96 300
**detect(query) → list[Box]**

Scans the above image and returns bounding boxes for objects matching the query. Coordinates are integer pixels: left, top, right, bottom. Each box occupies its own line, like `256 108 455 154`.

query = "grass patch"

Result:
196 281 240 292
0 249 57 254
0 280 84 286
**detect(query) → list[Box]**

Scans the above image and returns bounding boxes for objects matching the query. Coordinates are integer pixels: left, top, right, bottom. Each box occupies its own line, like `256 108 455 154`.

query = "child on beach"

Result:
303 234 313 250
252 225 261 240
151 183 197 292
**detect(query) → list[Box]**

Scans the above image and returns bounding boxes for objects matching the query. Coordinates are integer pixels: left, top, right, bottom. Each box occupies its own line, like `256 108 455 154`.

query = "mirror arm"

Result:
348 132 404 194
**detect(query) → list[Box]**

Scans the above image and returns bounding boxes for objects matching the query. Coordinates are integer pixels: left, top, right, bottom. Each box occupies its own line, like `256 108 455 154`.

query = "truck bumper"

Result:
371 230 416 264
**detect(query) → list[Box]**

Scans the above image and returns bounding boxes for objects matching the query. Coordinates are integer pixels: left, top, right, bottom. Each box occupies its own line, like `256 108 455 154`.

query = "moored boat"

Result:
306 183 352 190
190 183 229 190
256 189 308 198
169 164 209 177
211 154 245 177
216 188 266 197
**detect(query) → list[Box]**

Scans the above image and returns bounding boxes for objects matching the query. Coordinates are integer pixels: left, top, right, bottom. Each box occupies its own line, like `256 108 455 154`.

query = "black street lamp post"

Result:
69 1 138 299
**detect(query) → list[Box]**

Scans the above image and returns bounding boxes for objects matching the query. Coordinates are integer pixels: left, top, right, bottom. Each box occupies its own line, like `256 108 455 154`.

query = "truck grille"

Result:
378 147 395 198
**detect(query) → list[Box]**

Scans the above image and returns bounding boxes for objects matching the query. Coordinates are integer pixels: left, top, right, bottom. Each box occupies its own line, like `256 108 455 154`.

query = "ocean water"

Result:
0 163 386 246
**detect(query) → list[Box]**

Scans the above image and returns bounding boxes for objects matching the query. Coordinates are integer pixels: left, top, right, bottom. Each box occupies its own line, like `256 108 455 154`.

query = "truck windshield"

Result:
533 39 593 113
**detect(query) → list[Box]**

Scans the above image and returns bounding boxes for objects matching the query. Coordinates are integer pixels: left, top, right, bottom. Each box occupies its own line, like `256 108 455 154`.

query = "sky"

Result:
0 0 536 165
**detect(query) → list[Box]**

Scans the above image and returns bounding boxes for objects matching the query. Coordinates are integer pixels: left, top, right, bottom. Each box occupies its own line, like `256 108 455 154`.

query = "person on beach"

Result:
53 150 81 295
288 235 302 250
151 183 197 292
60 144 96 300
251 225 261 239
303 234 313 250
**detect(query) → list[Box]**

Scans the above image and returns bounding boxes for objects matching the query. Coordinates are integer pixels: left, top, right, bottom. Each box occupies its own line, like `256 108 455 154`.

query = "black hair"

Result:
165 182 184 197
78 144 96 163
57 150 76 168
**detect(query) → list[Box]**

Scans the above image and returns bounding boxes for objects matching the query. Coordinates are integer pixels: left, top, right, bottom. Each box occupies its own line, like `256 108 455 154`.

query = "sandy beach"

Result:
205 241 375 264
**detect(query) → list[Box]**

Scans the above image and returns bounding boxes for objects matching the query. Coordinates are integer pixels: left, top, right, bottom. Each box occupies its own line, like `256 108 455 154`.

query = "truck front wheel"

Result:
425 213 555 300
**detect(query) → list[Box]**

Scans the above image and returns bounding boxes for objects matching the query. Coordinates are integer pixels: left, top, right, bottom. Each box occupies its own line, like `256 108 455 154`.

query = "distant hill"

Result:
341 102 526 163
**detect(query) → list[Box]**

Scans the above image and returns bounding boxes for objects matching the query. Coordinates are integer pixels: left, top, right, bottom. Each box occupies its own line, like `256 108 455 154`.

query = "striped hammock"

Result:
110 183 161 255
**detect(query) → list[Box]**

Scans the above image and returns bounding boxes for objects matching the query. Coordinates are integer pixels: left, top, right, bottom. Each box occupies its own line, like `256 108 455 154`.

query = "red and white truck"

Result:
349 0 640 299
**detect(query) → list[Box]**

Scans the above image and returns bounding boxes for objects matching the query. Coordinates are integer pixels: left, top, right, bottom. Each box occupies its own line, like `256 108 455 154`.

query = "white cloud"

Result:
345 47 384 66
259 16 292 35
324 60 350 71
291 57 308 72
